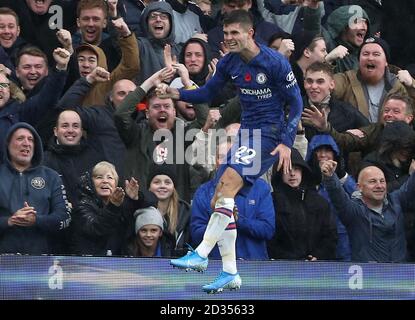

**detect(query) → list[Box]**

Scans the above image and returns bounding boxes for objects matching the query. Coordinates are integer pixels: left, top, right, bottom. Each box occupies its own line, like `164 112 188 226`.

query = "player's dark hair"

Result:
223 9 253 30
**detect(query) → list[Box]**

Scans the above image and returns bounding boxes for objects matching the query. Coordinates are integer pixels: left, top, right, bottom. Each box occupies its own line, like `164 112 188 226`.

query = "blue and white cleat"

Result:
170 246 208 272
202 271 242 294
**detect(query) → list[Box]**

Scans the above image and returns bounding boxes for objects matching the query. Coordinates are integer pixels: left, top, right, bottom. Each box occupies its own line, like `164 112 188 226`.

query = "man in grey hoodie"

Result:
136 2 182 85
321 5 370 73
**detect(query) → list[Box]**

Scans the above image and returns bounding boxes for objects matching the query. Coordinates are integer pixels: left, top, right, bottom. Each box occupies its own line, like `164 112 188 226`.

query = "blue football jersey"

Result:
179 44 303 148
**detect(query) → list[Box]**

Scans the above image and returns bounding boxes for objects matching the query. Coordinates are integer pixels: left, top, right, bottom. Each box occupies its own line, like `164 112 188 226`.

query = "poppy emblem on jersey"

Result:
244 73 252 82
286 71 295 82
256 73 267 84
31 177 46 189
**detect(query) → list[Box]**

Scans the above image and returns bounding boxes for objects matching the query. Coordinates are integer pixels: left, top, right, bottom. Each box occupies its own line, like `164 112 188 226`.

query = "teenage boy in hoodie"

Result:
306 134 356 261
74 14 138 106
268 147 337 261
0 123 71 254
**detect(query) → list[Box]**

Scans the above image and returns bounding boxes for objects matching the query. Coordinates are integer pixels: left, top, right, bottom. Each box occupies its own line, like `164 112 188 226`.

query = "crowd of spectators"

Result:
1 0 415 263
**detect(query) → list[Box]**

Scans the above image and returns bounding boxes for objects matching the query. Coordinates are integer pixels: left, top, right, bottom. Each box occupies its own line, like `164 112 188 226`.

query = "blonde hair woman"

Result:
70 161 157 255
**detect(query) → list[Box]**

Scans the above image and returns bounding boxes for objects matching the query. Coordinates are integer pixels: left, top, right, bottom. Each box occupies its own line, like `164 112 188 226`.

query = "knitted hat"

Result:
359 37 391 62
134 206 164 233
147 163 177 187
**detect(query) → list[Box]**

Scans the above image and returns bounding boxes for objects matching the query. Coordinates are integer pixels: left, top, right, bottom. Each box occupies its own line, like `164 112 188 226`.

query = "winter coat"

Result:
167 0 203 45
0 123 71 254
333 68 409 122
0 69 67 163
113 86 207 202
135 2 182 84
81 34 139 106
361 121 415 192
327 122 382 156
1 0 77 67
191 178 275 260
164 199 192 257
167 0 215 34
323 172 414 262
322 5 371 73
56 77 126 178
178 37 236 107
303 97 369 142
43 137 105 206
306 134 357 261
381 0 415 68
70 171 157 256
268 148 337 260
119 0 146 37
257 0 324 35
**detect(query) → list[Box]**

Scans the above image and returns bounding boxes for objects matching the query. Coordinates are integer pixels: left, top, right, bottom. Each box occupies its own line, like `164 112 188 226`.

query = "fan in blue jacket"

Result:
306 134 356 261
191 140 275 260
0 122 71 254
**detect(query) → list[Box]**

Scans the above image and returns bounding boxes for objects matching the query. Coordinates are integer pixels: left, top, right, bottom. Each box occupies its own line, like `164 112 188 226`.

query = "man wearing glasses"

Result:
135 2 182 84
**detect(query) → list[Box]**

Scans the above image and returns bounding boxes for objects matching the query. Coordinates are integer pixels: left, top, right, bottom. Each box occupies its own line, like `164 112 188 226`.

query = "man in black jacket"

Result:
268 148 337 261
56 67 138 179
302 61 369 141
43 110 105 207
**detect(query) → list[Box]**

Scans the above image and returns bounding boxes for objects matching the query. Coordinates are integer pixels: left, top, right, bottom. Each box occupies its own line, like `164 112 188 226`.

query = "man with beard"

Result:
333 37 410 123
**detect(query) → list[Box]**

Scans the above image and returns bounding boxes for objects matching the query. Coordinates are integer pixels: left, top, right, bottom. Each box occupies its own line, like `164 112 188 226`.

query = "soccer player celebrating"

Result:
156 9 303 293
